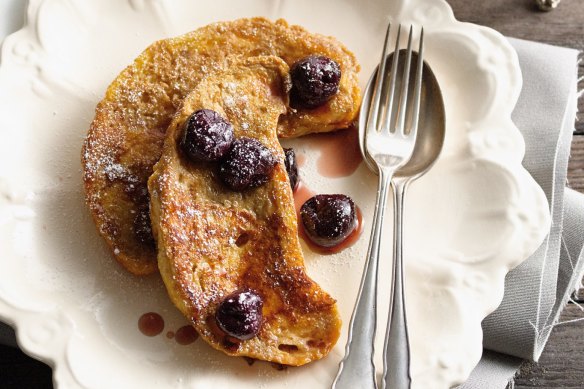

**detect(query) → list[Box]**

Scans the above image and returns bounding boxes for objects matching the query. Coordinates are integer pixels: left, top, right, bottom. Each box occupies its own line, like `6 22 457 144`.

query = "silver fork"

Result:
332 23 424 389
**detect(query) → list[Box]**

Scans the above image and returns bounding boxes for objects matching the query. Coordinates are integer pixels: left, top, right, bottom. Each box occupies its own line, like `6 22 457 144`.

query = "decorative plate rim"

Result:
0 0 550 388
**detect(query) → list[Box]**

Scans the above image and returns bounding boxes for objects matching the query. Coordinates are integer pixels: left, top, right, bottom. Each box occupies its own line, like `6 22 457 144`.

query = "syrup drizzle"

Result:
138 312 164 337
293 181 316 215
175 325 199 345
305 126 362 178
138 313 199 345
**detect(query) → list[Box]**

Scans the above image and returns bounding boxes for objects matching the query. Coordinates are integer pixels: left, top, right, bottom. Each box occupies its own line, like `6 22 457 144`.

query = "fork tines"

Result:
367 23 424 137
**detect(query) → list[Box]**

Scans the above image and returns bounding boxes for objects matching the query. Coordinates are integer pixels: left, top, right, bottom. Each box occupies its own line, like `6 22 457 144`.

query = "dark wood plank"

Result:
447 0 584 48
515 303 584 388
568 136 584 194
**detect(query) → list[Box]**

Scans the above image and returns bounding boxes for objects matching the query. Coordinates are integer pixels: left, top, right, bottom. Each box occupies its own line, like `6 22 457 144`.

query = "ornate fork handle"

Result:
382 177 412 389
332 167 393 389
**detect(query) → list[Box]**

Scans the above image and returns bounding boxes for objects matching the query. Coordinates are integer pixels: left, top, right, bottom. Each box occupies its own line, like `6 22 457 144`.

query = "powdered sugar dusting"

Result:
81 17 360 275
103 163 128 181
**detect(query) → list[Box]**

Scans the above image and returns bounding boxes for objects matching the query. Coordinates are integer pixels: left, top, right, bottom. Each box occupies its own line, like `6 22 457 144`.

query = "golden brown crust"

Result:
82 17 361 275
149 56 341 365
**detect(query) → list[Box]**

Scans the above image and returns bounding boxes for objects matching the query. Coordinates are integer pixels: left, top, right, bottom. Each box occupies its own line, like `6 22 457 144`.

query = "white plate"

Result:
0 0 550 388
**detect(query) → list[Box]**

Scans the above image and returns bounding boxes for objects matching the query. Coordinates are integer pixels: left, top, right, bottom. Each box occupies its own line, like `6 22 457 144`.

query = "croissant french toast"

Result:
148 56 341 365
82 17 360 275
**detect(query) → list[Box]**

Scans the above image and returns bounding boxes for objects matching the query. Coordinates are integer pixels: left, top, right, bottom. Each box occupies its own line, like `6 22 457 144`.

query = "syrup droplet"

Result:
175 325 199 345
243 357 256 366
306 126 363 178
138 312 164 337
166 331 175 339
270 362 288 371
294 181 317 215
299 206 364 255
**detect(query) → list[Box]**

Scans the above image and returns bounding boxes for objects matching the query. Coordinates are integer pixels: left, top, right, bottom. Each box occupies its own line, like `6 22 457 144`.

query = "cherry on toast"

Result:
82 18 360 275
148 56 341 365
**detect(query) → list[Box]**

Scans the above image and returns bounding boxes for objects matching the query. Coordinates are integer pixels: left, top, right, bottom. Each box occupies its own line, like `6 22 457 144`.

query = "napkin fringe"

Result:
534 189 584 357
532 79 579 359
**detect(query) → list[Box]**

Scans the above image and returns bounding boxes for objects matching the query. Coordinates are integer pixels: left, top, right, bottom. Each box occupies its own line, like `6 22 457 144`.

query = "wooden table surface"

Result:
1 1 583 388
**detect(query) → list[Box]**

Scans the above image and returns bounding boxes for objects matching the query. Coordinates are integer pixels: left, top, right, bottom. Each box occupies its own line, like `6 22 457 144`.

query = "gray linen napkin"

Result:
459 38 584 388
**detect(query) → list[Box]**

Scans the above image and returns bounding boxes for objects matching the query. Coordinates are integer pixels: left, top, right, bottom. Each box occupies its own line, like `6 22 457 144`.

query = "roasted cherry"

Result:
180 109 234 162
215 290 263 340
283 148 299 191
300 194 357 247
290 55 341 109
219 137 277 191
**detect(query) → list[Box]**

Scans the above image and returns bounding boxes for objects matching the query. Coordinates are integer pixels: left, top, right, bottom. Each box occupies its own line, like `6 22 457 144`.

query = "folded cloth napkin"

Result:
0 17 582 389
460 38 584 388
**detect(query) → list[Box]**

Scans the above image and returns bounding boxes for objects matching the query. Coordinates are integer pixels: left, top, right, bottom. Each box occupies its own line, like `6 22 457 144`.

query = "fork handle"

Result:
382 178 412 389
332 168 393 389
